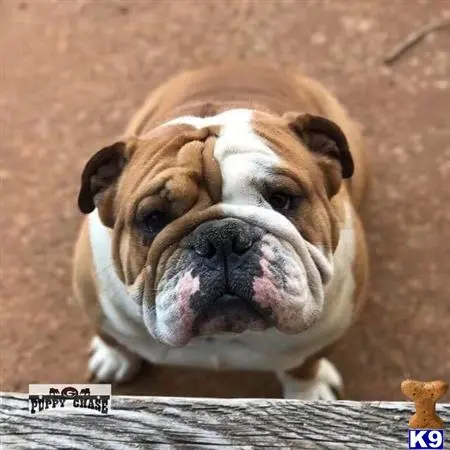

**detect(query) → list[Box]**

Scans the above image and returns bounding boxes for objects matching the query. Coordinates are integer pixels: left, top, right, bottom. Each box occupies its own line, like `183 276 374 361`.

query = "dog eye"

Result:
268 192 293 211
138 210 170 239
267 191 302 213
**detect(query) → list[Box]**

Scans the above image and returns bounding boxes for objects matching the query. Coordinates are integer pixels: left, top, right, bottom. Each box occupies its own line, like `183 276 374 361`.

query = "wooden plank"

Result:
1 393 450 449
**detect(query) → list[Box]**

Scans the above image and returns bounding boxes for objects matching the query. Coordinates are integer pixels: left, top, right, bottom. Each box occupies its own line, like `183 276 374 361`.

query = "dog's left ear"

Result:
284 112 354 180
77 141 130 227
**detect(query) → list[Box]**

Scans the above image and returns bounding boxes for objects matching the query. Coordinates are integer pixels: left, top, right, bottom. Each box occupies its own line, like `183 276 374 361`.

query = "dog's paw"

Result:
88 336 142 384
279 358 343 401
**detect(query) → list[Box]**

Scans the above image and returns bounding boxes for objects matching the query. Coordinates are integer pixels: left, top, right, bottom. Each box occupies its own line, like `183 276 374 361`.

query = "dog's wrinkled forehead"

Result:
161 109 284 206
117 108 331 219
117 108 304 223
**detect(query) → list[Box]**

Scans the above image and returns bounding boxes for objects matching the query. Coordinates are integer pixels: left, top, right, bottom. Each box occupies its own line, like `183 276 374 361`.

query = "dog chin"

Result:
141 302 255 348
142 292 323 348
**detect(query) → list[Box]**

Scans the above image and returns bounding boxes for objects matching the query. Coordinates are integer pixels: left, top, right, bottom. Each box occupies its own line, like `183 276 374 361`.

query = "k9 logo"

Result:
408 430 444 449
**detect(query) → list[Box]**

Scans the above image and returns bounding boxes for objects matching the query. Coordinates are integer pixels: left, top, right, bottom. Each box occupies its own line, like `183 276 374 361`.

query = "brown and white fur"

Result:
73 63 369 400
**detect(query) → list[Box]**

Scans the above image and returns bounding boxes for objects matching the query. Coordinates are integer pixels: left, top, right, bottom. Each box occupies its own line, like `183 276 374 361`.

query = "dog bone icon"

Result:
401 379 448 429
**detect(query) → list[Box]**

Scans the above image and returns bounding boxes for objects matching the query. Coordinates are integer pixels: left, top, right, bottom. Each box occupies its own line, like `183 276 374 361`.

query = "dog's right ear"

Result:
78 141 129 227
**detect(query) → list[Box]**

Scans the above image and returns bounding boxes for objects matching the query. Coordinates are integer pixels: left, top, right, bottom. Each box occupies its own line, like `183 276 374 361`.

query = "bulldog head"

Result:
78 109 353 347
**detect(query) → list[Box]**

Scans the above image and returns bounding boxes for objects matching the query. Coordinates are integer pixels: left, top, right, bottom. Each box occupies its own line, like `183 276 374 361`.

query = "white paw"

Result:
88 336 142 383
279 358 343 401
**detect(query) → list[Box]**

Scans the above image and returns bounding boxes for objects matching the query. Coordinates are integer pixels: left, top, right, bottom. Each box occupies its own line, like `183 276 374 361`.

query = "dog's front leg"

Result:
88 333 142 384
277 353 344 401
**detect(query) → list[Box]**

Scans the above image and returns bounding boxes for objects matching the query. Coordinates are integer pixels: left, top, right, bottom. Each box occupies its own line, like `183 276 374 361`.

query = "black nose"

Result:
193 218 257 262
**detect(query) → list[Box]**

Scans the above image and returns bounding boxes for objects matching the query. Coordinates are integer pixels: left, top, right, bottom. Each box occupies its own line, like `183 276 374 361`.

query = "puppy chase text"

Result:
28 384 111 415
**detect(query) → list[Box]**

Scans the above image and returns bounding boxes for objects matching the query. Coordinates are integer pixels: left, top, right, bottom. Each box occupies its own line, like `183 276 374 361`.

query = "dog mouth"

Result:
192 294 274 337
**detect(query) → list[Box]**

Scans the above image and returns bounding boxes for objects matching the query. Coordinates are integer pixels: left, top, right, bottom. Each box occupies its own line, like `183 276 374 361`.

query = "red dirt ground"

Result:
1 0 449 401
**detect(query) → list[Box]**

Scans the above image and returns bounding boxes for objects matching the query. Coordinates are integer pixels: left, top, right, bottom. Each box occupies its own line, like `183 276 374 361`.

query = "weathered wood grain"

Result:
1 393 449 449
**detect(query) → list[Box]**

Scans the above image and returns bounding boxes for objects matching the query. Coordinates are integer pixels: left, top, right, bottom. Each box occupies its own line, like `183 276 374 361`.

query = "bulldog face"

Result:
78 109 353 347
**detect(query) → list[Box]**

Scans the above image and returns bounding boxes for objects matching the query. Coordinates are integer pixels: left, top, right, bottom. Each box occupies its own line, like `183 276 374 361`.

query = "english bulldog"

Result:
73 62 369 400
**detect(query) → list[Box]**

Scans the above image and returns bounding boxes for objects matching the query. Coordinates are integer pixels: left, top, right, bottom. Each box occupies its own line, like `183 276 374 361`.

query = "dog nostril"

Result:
204 241 216 258
232 236 253 255
195 240 216 258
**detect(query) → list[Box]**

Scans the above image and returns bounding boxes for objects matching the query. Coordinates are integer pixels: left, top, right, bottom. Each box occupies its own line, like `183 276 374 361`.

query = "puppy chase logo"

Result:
28 384 111 415
402 379 448 449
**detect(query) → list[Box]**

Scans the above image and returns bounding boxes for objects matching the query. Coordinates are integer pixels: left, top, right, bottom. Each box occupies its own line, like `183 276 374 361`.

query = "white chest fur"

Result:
88 201 356 372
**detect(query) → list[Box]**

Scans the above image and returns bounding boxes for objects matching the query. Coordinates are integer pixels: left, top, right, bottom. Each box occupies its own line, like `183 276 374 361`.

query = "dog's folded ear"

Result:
284 112 354 181
78 141 129 227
